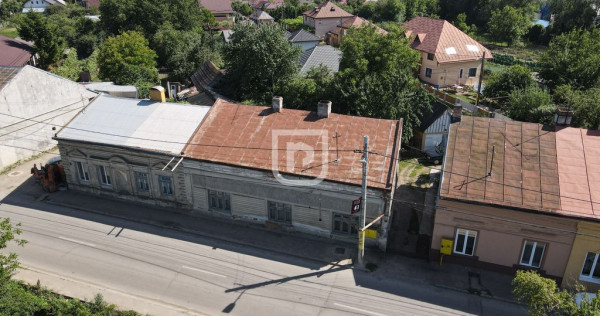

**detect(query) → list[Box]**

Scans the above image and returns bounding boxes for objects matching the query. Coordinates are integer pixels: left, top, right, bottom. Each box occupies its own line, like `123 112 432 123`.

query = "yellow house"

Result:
402 17 493 88
562 221 600 292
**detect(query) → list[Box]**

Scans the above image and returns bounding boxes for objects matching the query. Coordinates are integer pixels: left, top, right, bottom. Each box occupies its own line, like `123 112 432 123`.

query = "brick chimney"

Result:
272 96 283 112
317 100 331 118
451 104 462 123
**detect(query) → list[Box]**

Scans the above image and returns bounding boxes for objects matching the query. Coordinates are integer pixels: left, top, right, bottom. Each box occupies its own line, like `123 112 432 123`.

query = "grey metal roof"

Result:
250 10 273 21
84 82 138 93
287 29 320 43
299 45 342 75
56 94 211 155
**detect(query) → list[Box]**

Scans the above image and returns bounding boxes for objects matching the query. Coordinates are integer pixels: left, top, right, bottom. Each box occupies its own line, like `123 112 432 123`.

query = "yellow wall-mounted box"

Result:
440 238 453 255
365 229 378 239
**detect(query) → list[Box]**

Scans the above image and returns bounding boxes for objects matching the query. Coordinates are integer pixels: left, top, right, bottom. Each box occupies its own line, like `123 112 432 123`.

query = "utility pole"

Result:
475 51 486 106
357 135 368 268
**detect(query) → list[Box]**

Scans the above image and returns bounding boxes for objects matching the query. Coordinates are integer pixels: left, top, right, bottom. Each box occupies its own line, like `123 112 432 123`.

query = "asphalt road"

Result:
0 158 527 316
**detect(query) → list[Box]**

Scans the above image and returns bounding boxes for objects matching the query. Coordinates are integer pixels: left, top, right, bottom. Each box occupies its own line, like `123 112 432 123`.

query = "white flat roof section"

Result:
57 94 211 155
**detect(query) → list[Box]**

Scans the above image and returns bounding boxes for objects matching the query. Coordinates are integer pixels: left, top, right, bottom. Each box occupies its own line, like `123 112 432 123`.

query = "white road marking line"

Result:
181 265 227 278
334 303 389 316
58 236 97 248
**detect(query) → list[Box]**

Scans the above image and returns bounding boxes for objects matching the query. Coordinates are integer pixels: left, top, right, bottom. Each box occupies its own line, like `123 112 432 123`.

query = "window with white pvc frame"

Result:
520 240 545 268
580 252 600 284
454 228 476 256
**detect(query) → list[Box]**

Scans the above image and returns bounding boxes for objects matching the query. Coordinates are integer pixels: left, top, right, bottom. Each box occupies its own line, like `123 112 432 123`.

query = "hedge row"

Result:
491 53 540 70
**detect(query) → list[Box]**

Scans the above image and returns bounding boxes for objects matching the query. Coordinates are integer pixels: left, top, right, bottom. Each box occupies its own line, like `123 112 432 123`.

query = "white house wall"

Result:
0 66 96 169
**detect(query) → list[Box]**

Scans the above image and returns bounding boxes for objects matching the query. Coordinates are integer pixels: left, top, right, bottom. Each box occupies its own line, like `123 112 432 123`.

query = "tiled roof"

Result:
250 0 283 10
402 17 492 63
199 0 234 14
0 66 21 91
331 16 388 35
183 99 402 190
441 116 600 221
287 29 320 43
299 45 342 75
0 35 34 67
303 1 353 19
82 0 99 7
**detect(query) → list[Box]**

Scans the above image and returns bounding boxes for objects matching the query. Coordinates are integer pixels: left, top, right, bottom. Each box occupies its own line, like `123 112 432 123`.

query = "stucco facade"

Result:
57 140 190 209
432 200 578 280
304 16 352 38
419 53 482 88
562 221 600 292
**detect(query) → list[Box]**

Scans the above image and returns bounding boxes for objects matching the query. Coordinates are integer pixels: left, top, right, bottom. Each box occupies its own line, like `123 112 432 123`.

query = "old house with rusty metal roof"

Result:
431 114 600 289
0 35 36 67
182 97 402 247
402 17 492 88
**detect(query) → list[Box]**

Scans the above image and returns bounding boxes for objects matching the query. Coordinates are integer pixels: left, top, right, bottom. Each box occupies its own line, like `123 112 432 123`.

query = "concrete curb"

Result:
433 284 524 306
44 199 353 268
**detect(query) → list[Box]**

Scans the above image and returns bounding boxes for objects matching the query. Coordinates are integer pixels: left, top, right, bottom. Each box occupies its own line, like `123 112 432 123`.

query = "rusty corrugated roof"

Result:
556 127 600 219
441 117 561 213
0 35 33 67
183 99 402 190
442 117 600 221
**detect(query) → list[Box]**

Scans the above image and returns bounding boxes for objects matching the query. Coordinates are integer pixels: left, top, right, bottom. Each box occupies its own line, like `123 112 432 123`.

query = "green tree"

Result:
153 23 221 83
277 66 334 109
484 65 535 103
488 6 530 46
505 86 555 124
453 13 477 37
98 31 158 86
553 85 600 129
539 29 600 90
334 26 431 143
0 0 23 23
231 1 253 16
404 0 439 21
17 12 65 69
99 0 206 39
512 270 600 316
548 0 600 35
0 217 26 287
222 23 301 104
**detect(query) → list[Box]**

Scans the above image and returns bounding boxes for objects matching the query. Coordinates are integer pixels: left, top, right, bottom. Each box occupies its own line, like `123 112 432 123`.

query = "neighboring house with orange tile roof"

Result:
182 98 402 247
303 1 353 37
431 114 600 289
402 17 492 88
328 16 388 46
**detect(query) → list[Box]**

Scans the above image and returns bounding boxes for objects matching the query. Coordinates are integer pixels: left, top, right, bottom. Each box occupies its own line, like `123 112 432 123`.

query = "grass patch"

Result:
0 27 19 38
409 164 424 178
1 280 144 315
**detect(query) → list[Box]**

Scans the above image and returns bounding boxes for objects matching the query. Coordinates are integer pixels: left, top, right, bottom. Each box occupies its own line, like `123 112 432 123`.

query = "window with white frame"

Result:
268 201 291 224
158 176 173 195
425 67 433 78
580 252 600 283
520 240 546 268
97 165 111 185
454 228 477 256
135 172 149 192
75 161 89 182
209 190 231 212
468 67 477 77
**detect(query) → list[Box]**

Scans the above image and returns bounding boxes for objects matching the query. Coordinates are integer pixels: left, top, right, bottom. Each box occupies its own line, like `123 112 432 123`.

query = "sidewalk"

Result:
44 189 356 266
42 189 520 305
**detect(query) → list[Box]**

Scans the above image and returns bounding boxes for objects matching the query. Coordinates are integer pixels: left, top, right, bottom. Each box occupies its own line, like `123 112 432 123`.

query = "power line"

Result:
0 98 89 130
0 111 358 152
